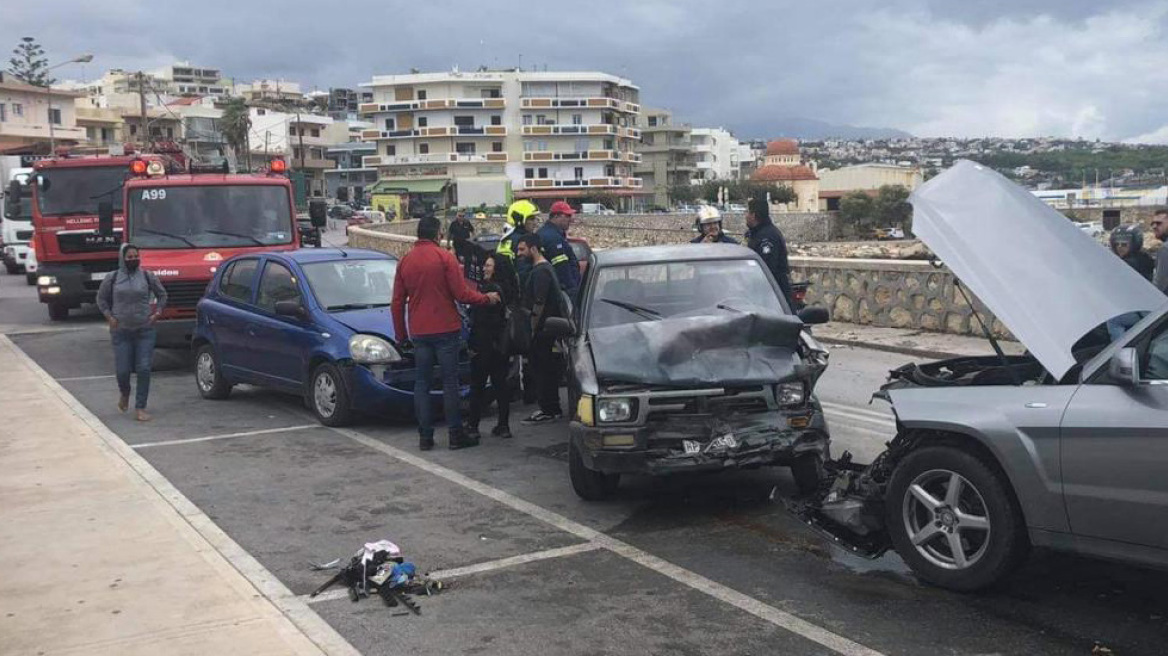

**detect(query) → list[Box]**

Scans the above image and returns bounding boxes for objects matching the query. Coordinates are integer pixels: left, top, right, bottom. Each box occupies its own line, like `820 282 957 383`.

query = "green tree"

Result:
839 191 876 231
734 181 796 205
874 184 912 226
8 37 53 86
668 183 699 205
220 98 252 171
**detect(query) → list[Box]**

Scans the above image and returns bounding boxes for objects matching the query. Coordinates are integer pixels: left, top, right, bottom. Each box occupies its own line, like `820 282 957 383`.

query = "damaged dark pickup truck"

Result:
557 244 831 500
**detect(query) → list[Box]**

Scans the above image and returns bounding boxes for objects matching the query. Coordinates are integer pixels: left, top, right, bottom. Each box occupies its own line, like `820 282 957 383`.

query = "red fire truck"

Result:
28 151 168 320
118 157 304 347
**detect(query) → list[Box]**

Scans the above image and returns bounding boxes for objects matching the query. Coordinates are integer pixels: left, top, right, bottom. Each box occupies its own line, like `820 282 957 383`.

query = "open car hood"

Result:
588 312 806 387
910 160 1166 380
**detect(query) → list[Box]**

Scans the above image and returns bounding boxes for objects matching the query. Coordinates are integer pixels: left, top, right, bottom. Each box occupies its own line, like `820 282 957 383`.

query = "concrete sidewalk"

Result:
814 321 1024 360
0 335 358 656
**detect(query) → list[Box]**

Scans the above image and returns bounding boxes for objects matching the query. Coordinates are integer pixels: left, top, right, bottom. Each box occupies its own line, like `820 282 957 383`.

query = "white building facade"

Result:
358 70 642 208
690 127 741 182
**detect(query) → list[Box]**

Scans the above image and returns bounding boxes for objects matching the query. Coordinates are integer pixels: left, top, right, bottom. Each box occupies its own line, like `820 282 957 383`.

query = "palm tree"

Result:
220 98 252 171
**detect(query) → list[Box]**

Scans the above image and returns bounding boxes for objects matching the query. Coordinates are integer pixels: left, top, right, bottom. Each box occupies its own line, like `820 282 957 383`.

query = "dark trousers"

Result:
467 349 510 430
530 335 563 415
412 331 463 440
112 326 156 410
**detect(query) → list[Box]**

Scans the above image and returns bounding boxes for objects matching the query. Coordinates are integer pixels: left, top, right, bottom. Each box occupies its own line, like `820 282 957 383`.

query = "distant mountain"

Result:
752 117 914 141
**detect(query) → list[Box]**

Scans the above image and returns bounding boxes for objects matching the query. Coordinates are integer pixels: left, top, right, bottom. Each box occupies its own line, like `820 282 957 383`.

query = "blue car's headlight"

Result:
349 334 402 364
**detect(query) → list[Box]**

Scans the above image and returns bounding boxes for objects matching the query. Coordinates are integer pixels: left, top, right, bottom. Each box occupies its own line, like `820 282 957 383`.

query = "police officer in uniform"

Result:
745 197 792 304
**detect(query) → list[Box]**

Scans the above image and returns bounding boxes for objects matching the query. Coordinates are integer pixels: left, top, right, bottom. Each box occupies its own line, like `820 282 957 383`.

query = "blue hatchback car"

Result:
192 248 469 426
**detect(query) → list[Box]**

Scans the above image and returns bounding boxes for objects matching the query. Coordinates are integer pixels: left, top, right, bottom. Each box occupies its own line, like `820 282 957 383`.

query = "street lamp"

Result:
43 54 94 152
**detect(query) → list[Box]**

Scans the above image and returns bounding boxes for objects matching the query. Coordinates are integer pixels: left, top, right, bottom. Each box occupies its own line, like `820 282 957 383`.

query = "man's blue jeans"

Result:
112 326 156 410
412 331 463 439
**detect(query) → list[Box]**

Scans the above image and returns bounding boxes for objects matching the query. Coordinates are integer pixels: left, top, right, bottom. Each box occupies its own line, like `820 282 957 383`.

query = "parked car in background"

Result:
1077 221 1105 239
581 203 616 215
193 249 470 426
558 243 832 500
874 227 906 240
726 203 747 213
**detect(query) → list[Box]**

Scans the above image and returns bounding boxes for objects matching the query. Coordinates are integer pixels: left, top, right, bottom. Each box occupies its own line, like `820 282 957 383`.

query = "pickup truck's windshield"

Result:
128 184 293 249
302 259 397 311
36 166 127 216
588 259 784 329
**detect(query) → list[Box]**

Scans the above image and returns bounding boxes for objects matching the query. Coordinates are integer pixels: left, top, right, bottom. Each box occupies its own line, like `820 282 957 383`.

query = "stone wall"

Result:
791 257 1011 339
1062 206 1164 226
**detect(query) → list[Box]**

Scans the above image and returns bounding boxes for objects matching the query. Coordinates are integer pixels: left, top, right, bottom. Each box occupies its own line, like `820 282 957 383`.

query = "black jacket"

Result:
1123 251 1155 282
745 221 793 302
468 280 509 353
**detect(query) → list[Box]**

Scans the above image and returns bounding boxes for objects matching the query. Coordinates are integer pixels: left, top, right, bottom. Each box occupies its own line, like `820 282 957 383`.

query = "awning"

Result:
516 188 653 198
369 179 449 194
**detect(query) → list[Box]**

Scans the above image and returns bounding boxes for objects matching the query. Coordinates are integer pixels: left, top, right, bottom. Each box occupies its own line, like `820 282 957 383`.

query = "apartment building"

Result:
237 79 304 106
0 74 86 154
325 142 377 203
358 69 642 208
326 87 374 120
155 63 230 98
635 107 695 208
250 108 336 195
690 127 741 182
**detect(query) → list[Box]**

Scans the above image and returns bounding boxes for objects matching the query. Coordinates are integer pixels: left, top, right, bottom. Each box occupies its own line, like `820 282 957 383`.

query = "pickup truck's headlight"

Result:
597 397 636 423
776 382 806 407
349 334 401 364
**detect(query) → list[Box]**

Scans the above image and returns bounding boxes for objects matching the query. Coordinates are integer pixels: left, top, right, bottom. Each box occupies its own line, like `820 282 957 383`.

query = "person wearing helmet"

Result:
1106 223 1156 341
690 205 739 244
497 199 541 290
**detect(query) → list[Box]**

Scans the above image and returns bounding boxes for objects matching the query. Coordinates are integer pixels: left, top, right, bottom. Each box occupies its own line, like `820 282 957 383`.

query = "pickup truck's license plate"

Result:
683 434 738 455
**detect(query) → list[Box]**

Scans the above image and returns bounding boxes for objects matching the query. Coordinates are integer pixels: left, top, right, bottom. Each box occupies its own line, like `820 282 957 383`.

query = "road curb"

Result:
816 335 965 361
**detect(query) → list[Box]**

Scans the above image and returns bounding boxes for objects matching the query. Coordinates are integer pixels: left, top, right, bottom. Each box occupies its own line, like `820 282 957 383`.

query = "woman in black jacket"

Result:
466 253 516 440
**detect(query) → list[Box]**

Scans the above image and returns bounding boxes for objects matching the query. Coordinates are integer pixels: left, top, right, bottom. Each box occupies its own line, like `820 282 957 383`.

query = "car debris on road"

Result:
311 539 443 613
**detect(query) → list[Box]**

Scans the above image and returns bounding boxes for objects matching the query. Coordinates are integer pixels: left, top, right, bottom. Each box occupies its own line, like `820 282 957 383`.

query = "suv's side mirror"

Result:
97 201 114 235
542 316 575 340
308 200 327 227
274 300 305 318
798 306 830 325
1108 347 1141 386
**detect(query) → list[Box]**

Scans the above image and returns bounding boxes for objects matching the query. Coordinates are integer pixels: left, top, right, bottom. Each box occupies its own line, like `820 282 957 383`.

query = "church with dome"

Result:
750 139 820 213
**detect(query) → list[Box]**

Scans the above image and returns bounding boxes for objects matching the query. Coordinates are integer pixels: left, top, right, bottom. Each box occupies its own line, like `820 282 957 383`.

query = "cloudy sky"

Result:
6 0 1168 142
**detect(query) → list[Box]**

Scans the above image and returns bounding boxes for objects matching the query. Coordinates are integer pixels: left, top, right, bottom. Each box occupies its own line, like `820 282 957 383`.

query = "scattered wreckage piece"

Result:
311 540 443 613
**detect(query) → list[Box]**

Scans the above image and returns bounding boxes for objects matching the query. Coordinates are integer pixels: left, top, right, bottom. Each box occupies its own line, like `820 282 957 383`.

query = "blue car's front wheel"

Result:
310 362 353 427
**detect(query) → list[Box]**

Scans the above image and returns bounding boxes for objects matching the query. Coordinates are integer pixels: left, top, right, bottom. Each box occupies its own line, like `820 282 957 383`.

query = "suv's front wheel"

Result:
886 445 1028 592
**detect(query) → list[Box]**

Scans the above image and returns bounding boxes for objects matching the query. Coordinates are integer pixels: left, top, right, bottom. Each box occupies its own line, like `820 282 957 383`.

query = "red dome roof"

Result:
765 139 800 156
752 164 818 182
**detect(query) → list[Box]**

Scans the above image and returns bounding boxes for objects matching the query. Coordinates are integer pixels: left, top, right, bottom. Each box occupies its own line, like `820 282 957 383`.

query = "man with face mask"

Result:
96 243 168 421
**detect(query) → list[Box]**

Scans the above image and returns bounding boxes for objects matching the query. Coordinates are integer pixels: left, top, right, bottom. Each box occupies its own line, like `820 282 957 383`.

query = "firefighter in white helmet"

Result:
690 204 739 244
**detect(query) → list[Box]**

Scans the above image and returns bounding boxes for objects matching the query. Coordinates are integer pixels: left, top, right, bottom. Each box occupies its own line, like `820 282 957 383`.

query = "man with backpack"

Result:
516 233 566 424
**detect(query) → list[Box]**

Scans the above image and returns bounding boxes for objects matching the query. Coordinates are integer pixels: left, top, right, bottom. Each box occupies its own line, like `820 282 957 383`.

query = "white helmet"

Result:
696 205 721 225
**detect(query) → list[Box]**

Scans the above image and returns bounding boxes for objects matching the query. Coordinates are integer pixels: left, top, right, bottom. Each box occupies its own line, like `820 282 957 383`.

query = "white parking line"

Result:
331 427 886 656
304 542 603 605
132 424 323 449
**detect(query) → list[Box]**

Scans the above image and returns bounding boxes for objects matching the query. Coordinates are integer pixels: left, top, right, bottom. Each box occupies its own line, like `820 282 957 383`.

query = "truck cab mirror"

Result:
1108 347 1141 386
4 180 21 219
797 306 830 325
97 201 114 235
308 200 327 227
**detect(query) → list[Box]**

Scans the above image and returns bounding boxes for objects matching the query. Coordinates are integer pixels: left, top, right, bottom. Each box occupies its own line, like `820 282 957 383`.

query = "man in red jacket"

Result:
393 216 500 451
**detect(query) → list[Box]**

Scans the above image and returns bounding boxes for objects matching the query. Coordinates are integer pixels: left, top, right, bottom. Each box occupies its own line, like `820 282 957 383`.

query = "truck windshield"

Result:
588 259 785 329
128 184 294 249
301 259 397 311
36 166 127 216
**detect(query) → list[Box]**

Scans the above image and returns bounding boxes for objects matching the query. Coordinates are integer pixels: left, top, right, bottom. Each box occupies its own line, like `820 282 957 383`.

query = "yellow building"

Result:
817 163 923 211
750 139 819 213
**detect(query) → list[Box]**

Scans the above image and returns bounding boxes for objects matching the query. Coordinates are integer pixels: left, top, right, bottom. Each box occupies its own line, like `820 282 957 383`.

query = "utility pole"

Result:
137 71 148 149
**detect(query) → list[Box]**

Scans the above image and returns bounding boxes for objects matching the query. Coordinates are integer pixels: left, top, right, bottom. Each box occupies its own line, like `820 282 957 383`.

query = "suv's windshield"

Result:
302 259 397 311
36 166 127 216
588 259 784 329
128 184 293 249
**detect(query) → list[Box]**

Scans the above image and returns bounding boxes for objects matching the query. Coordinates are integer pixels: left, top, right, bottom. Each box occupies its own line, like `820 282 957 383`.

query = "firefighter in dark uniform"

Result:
536 201 581 306
745 197 792 303
690 204 739 244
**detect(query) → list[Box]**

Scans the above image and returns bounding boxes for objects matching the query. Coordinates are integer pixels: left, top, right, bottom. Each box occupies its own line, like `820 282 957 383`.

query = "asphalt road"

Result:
3 253 1166 656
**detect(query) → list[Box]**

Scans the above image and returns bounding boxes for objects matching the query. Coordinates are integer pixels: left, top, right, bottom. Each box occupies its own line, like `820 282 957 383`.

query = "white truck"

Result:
580 203 616 215
1 158 36 284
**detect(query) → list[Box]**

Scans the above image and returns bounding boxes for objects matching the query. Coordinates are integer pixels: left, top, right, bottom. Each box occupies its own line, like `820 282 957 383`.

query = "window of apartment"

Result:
455 142 476 155
419 143 430 154
538 140 549 152
384 118 395 130
257 108 266 115
417 116 428 127
417 90 427 100
523 140 534 152
0 104 5 122
492 141 503 153
129 124 138 136
49 108 62 125
536 114 549 125
490 115 502 126
538 167 548 179
604 139 615 150
386 144 396 156
12 103 22 117
454 115 475 128
311 128 320 137
574 167 584 180
605 165 616 177
572 114 582 125
166 127 174 138
525 168 535 179
522 114 533 126
480 88 501 99
648 116 658 127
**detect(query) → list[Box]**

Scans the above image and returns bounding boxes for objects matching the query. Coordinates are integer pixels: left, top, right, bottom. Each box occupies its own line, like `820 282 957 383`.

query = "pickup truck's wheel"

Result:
195 344 232 400
310 362 353 427
47 303 69 321
26 272 36 286
569 440 619 500
789 454 824 495
886 446 1028 592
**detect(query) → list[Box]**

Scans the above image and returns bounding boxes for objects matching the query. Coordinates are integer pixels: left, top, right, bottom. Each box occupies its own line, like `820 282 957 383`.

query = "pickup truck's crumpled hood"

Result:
910 160 1167 380
588 312 806 387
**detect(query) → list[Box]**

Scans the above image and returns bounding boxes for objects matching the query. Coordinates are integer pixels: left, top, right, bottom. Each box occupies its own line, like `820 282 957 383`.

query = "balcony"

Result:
359 98 506 115
523 150 641 164
0 122 87 142
523 177 643 190
363 153 509 167
361 126 507 140
636 140 692 154
521 125 640 139
295 158 337 170
521 97 639 114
